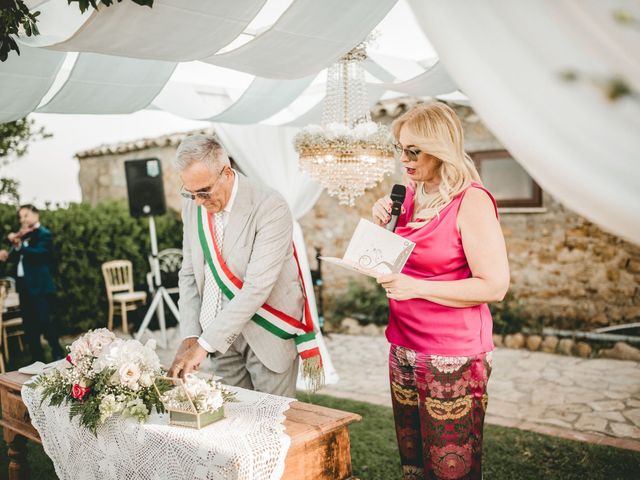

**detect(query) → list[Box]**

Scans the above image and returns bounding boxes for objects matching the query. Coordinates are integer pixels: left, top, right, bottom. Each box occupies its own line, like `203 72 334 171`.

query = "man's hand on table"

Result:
168 338 209 378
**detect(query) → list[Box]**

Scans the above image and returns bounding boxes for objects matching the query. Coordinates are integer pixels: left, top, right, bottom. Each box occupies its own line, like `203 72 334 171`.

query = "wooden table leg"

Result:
5 430 29 480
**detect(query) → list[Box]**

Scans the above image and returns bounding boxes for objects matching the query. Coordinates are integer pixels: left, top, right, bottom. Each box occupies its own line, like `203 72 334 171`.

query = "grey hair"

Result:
174 134 230 172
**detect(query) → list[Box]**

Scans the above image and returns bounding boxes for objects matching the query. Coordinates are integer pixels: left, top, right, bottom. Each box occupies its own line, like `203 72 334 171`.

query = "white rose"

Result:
139 372 153 387
118 363 141 388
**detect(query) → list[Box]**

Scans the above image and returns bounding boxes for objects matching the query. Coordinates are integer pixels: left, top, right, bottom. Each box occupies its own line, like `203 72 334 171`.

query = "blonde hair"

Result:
392 102 481 227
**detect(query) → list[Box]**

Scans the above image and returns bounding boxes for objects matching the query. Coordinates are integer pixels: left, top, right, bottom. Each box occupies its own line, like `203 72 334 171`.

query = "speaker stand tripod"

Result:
134 215 180 348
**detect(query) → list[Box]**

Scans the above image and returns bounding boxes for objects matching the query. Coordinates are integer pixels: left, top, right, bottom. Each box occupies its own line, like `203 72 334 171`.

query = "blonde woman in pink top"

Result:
372 102 510 480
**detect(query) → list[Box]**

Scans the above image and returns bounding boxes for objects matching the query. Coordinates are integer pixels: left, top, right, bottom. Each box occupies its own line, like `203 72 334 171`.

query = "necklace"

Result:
422 184 440 195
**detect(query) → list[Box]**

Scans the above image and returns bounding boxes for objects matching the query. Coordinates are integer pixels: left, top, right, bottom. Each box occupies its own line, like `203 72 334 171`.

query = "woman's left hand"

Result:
377 273 421 301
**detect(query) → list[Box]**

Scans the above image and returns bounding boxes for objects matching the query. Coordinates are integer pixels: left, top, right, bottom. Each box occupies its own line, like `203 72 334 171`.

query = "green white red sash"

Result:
197 206 323 390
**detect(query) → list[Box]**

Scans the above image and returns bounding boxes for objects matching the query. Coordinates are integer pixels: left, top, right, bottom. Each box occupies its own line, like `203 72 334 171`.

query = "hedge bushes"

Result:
328 277 389 326
0 201 182 333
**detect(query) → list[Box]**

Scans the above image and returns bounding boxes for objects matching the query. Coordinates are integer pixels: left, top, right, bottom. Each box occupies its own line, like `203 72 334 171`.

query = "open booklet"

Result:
320 219 415 278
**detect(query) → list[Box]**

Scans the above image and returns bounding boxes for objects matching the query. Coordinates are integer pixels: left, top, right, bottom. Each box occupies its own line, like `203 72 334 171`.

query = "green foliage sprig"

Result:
28 364 171 434
0 117 52 161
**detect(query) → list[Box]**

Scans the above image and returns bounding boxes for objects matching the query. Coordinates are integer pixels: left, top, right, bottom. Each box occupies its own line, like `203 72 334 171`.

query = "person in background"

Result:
372 102 510 480
0 204 65 362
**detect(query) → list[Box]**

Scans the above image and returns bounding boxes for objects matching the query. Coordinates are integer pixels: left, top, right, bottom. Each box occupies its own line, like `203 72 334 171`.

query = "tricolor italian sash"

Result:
197 206 324 391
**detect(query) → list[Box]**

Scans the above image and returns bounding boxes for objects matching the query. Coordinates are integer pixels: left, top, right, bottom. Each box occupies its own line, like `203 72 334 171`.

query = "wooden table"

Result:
0 371 361 480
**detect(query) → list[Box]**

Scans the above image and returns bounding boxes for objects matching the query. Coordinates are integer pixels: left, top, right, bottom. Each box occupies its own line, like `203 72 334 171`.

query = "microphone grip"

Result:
385 200 403 232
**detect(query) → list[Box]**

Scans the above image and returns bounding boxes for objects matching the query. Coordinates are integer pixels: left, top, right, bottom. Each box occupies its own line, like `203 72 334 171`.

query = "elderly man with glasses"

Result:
168 135 321 397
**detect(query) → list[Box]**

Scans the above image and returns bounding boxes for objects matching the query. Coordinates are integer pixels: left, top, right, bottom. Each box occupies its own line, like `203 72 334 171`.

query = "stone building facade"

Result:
76 101 640 330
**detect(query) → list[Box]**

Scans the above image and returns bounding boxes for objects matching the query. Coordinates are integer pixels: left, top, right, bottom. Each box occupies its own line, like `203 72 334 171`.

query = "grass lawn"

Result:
299 393 640 480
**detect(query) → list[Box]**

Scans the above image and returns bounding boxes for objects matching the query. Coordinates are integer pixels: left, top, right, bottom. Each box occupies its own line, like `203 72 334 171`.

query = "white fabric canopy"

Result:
213 123 339 386
203 0 399 78
37 53 176 114
0 45 65 122
410 0 640 244
151 82 232 119
379 61 457 97
204 75 316 123
47 0 268 62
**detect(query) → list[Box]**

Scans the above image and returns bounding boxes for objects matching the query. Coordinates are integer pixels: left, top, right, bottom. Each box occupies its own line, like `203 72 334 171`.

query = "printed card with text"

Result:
320 219 415 278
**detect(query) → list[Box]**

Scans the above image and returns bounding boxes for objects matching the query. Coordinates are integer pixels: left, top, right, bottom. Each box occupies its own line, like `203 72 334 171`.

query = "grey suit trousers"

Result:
211 334 299 398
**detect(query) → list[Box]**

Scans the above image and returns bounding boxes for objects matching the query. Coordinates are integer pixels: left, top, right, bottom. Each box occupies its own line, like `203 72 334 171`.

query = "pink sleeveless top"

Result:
385 182 497 356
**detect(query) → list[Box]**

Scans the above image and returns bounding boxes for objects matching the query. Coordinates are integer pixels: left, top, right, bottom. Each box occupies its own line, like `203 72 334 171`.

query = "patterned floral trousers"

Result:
389 344 492 480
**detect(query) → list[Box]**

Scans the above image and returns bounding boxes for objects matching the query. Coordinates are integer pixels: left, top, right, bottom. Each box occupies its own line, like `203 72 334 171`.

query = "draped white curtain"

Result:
204 75 316 123
37 53 176 114
0 45 65 122
47 0 267 61
212 123 339 386
409 0 640 244
379 61 457 97
203 0 398 78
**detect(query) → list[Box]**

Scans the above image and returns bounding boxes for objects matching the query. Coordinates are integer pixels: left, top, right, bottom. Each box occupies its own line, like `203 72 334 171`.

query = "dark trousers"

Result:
16 278 64 362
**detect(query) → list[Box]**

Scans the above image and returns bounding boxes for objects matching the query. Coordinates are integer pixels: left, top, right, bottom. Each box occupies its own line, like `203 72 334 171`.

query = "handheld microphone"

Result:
386 184 407 232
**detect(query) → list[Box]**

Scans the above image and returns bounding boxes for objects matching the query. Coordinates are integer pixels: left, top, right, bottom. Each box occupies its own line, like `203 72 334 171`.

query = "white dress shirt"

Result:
17 222 41 277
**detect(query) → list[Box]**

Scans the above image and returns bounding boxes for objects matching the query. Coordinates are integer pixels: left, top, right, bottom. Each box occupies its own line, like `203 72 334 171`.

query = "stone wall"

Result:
500 194 640 328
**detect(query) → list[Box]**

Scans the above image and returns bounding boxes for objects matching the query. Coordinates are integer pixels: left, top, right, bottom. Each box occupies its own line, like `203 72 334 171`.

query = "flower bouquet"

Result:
156 374 237 429
27 328 170 434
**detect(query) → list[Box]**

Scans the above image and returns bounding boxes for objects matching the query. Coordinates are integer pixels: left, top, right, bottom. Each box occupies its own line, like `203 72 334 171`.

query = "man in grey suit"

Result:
168 135 304 397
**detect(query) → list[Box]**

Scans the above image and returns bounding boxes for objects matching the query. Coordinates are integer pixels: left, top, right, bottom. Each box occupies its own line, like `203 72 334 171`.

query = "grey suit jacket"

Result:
178 173 302 373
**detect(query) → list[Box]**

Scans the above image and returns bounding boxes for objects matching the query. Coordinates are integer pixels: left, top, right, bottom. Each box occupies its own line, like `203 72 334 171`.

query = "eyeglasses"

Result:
393 143 421 162
180 166 226 200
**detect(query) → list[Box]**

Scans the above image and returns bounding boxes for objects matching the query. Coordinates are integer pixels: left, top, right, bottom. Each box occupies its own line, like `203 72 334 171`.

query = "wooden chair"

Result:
101 260 147 334
0 277 24 364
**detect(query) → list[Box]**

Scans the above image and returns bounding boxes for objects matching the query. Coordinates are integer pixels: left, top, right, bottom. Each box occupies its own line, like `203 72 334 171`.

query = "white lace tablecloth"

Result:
22 383 294 480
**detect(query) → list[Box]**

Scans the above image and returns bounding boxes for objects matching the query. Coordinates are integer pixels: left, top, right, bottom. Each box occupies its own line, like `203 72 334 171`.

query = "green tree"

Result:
0 117 52 205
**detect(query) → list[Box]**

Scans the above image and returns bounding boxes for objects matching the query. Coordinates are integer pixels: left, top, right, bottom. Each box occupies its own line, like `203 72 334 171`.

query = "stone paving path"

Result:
149 329 640 451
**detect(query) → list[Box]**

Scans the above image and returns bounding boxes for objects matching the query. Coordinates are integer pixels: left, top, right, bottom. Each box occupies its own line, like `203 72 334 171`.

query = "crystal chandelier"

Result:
294 44 395 206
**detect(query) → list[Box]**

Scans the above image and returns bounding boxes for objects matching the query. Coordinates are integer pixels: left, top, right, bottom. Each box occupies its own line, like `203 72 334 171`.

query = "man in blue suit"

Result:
0 205 64 361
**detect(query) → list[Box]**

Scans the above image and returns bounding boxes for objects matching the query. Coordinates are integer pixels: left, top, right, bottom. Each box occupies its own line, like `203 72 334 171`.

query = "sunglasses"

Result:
180 166 226 200
393 143 422 162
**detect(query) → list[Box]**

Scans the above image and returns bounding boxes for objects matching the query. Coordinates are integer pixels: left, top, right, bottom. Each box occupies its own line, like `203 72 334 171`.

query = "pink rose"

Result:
71 384 90 400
